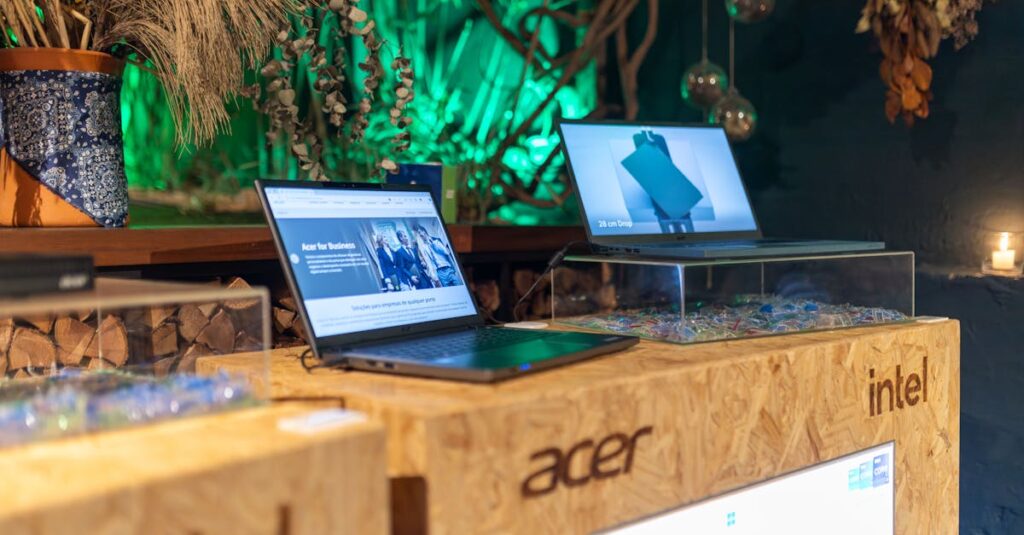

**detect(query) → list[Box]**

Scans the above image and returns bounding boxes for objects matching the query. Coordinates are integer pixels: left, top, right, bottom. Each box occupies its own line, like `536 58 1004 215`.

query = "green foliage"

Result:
120 0 596 224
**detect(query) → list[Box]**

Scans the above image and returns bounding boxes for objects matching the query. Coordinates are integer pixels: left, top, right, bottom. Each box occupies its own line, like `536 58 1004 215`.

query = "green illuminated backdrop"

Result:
120 0 597 224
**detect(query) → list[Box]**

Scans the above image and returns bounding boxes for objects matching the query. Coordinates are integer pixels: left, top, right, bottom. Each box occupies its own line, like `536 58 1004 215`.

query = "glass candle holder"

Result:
981 232 1024 276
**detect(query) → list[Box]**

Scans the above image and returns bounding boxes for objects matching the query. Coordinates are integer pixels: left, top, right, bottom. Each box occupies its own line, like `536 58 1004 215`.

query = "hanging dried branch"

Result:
615 0 659 120
474 0 651 212
252 0 416 180
857 0 993 125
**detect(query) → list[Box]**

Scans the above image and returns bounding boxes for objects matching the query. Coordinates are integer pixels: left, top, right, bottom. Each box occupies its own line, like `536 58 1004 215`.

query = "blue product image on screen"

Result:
620 142 704 232
560 123 758 237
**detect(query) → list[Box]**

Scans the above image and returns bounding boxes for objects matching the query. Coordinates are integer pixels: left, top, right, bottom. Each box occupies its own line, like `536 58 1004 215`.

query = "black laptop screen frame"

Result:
556 119 764 246
255 179 485 352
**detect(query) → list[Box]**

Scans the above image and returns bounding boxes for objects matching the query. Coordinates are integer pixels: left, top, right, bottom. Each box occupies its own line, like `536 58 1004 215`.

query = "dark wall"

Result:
623 2 1023 533
633 0 1024 266
918 272 1024 535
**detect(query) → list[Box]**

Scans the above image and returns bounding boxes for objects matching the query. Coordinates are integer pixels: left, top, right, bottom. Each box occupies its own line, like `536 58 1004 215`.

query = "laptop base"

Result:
323 326 639 383
597 239 886 259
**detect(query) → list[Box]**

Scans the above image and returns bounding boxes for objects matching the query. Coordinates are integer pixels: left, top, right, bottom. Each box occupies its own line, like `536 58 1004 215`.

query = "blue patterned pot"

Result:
0 48 128 228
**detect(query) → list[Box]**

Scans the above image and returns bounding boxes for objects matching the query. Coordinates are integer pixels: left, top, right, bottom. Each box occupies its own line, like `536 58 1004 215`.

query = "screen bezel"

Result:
556 119 764 245
255 179 484 352
600 440 896 533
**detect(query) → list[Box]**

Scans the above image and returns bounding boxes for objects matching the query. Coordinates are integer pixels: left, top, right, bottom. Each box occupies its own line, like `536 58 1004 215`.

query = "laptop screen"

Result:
605 442 894 534
262 186 478 338
560 123 758 237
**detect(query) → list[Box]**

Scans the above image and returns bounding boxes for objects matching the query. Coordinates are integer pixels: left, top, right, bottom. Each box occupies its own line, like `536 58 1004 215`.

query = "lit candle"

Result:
993 232 1016 270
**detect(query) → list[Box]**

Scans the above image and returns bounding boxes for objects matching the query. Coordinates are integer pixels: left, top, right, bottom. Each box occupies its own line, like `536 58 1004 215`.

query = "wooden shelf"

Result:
0 224 585 267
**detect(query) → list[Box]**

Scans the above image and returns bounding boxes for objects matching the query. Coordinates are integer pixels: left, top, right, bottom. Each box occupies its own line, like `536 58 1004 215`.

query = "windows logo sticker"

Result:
872 453 890 487
726 511 736 527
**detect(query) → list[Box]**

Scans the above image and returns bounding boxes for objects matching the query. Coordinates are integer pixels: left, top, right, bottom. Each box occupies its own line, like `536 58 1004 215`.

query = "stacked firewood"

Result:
0 271 612 378
513 265 617 320
271 296 308 347
0 277 264 379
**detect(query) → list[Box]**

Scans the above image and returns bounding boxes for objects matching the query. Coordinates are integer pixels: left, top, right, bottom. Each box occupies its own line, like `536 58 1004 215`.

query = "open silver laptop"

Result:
256 179 637 382
557 120 884 258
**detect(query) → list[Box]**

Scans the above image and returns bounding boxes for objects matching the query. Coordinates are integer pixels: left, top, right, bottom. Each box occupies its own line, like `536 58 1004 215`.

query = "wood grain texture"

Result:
0 225 583 267
199 321 960 535
0 404 389 535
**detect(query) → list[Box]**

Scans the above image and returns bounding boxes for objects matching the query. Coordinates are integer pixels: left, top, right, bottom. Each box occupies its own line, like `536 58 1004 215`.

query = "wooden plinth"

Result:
199 321 960 535
0 404 388 535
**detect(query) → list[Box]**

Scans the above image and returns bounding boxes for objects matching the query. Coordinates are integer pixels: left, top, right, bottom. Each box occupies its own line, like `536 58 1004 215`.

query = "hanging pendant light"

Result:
725 0 775 23
710 19 757 141
681 0 729 110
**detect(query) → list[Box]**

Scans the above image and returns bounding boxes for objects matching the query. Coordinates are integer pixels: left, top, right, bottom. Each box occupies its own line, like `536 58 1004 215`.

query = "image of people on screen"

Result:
413 223 461 287
365 219 463 292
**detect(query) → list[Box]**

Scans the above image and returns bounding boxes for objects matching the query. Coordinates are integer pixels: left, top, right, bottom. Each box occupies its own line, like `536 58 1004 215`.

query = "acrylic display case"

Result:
0 278 270 447
552 252 914 344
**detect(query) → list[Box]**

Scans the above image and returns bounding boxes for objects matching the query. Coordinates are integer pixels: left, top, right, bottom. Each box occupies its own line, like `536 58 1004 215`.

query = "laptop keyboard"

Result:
357 328 555 360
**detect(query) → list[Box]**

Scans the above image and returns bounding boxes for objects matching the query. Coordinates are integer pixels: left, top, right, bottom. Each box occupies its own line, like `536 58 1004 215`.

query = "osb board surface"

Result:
0 404 388 535
201 321 960 535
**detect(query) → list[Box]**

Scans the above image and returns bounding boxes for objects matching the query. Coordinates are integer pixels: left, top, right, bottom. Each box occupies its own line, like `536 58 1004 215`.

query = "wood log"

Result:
512 269 537 298
472 280 500 313
223 277 261 312
278 296 298 312
85 315 129 367
72 309 95 322
0 318 10 376
234 332 262 353
289 320 309 344
153 356 178 377
54 317 95 367
144 305 177 329
178 304 210 344
9 328 56 369
151 323 179 357
273 307 296 333
23 315 55 334
230 305 263 342
198 302 219 318
87 357 114 370
196 311 235 354
0 318 12 354
178 343 213 373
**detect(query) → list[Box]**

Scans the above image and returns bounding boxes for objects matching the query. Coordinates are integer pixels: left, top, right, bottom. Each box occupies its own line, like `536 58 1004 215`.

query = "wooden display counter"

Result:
0 404 388 535
199 321 960 534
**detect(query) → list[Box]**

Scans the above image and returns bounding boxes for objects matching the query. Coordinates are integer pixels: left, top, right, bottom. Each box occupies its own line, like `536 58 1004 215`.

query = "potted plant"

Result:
0 0 412 227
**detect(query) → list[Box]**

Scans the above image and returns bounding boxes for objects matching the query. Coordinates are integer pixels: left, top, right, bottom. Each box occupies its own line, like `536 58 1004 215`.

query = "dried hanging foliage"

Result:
245 0 414 180
857 0 993 126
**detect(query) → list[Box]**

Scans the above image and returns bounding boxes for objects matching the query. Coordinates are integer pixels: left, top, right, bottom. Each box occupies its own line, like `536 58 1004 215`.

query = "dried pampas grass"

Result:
94 0 299 146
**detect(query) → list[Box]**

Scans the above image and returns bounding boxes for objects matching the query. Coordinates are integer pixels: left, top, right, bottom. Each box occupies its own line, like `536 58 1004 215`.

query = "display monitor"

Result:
262 186 478 338
559 122 759 238
605 442 895 534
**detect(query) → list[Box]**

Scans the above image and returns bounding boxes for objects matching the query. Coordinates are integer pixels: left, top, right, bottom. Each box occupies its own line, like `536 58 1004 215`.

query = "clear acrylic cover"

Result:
0 278 270 447
552 252 914 344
